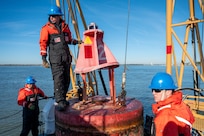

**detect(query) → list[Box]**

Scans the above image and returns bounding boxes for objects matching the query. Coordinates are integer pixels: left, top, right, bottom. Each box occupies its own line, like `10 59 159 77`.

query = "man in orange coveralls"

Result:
17 76 47 136
149 72 195 136
39 5 81 111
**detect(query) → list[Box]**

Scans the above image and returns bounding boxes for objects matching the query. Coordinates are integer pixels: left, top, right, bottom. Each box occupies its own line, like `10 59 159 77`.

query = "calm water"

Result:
0 65 199 136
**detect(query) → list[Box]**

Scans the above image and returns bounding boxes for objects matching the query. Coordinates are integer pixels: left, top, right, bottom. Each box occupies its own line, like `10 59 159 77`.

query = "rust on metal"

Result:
55 96 143 135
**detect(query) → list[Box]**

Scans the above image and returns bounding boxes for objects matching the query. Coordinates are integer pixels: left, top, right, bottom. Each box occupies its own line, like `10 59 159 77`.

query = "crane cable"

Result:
119 0 130 105
72 0 80 58
70 0 86 98
121 0 130 90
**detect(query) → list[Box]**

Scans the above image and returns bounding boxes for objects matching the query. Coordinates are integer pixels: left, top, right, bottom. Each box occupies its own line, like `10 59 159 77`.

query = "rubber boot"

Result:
56 101 66 111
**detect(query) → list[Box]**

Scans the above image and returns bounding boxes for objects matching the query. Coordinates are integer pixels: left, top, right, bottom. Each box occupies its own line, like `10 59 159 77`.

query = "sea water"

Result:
0 65 199 136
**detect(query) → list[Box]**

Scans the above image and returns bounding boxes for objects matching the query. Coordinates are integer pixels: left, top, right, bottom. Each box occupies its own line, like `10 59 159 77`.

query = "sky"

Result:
0 0 203 65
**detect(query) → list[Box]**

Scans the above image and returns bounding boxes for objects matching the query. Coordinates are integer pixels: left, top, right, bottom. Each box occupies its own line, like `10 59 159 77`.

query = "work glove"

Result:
23 101 27 107
72 39 83 45
43 95 48 99
28 103 35 110
42 55 50 68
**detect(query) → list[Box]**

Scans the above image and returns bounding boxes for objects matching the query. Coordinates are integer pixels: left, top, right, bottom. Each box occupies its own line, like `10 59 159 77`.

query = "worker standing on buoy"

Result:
39 5 82 111
149 72 194 136
17 76 47 136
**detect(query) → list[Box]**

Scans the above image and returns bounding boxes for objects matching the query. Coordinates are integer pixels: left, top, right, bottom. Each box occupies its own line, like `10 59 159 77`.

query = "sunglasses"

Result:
152 89 163 93
50 15 59 18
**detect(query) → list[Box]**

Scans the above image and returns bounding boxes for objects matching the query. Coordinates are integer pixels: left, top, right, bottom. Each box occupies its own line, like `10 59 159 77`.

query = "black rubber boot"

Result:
66 101 70 106
56 101 66 111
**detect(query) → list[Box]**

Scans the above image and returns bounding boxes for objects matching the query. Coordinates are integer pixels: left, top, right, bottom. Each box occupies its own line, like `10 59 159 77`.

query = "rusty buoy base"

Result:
55 96 144 136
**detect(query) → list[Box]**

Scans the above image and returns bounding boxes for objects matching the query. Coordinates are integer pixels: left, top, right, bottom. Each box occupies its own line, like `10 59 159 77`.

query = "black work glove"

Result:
43 95 48 99
42 55 50 68
72 39 83 45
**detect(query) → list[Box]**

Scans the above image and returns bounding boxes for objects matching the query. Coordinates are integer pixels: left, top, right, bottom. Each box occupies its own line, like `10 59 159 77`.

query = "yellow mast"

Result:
166 0 204 87
55 0 97 99
167 1 204 134
166 0 173 75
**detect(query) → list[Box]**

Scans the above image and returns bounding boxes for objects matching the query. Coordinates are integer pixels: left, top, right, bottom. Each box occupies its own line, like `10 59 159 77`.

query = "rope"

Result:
38 96 54 100
0 96 54 120
0 124 22 135
62 0 66 22
73 0 78 24
176 88 204 96
72 0 79 59
0 110 21 120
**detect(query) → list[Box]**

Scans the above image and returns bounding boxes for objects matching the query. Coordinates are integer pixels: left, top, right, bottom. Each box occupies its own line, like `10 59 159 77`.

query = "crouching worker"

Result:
149 72 194 136
17 76 47 136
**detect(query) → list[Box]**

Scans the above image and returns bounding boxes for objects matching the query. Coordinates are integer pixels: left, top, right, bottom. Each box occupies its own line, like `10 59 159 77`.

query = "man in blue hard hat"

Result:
17 76 47 136
149 72 194 136
39 5 82 111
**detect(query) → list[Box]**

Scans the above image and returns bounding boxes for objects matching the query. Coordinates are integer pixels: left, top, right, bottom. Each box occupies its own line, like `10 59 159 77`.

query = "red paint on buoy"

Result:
55 96 143 136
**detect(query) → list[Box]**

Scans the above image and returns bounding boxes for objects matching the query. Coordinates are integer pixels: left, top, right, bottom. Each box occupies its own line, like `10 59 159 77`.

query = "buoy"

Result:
55 24 143 136
55 96 143 136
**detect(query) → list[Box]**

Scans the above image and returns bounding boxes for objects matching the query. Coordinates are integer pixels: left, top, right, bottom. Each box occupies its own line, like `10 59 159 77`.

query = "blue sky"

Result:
0 0 203 65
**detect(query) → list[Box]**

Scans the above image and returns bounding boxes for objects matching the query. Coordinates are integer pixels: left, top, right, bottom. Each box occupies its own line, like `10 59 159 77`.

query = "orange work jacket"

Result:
17 84 46 107
39 20 72 56
152 91 195 136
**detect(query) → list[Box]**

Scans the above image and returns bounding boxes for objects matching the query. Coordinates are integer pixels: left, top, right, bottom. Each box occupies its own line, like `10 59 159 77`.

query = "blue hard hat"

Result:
149 72 177 90
48 5 63 16
26 76 36 84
